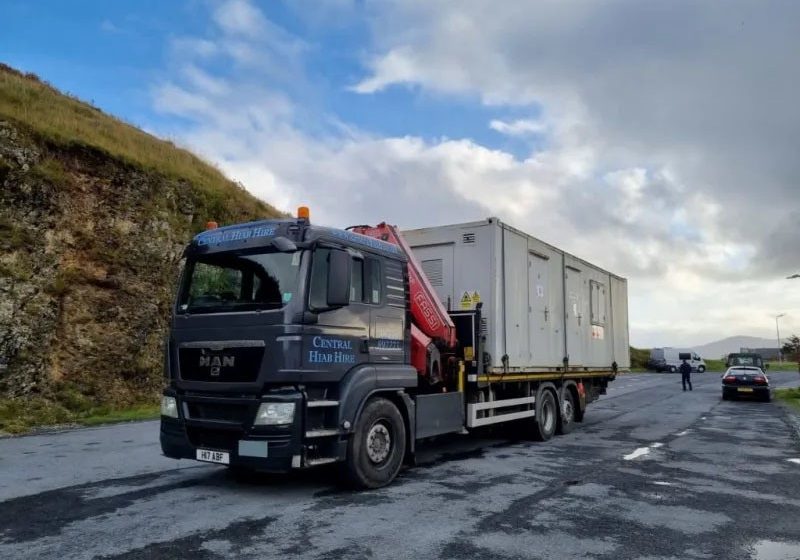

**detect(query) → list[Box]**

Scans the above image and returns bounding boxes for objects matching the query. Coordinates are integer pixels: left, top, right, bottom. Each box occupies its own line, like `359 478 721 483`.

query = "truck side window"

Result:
350 258 364 302
366 258 382 304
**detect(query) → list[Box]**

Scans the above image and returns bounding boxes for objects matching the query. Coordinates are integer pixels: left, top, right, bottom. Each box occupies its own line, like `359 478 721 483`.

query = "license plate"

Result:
737 387 754 393
196 448 230 464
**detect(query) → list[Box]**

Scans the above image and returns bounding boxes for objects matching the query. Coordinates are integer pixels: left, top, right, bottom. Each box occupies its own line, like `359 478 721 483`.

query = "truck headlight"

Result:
254 402 295 426
161 396 179 418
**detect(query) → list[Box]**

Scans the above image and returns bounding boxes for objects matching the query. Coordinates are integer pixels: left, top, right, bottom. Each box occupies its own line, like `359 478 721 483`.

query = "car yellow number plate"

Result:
737 387 754 393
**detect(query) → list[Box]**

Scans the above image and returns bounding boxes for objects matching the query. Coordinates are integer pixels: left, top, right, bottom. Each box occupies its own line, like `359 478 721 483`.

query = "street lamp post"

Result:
776 313 786 362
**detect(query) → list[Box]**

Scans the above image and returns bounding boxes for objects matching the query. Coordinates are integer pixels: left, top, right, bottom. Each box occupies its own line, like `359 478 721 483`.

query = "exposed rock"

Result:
0 121 277 406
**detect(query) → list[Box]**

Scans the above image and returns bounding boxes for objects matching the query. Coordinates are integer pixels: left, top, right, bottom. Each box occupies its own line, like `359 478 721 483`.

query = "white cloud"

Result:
489 119 546 136
213 0 268 38
149 0 800 347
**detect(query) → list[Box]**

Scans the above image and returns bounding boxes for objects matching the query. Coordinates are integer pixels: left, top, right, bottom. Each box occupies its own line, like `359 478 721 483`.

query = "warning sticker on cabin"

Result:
591 325 605 340
459 291 472 309
536 285 544 298
470 291 481 306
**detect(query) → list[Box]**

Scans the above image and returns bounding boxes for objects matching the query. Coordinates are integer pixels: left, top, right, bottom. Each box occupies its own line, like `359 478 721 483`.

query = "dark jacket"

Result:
679 362 692 375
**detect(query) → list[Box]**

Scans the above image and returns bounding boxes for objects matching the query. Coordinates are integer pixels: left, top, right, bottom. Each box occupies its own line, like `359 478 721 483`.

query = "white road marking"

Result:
624 447 651 460
651 442 664 448
676 430 690 436
788 458 800 465
653 481 674 486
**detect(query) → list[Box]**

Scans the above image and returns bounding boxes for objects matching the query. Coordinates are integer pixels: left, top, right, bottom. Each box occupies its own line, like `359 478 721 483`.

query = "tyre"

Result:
698 366 706 373
722 392 729 401
341 397 406 489
669 366 678 373
533 389 557 441
557 388 577 435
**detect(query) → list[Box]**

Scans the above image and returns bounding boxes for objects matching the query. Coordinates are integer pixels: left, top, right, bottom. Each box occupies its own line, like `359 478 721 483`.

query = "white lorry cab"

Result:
649 348 707 373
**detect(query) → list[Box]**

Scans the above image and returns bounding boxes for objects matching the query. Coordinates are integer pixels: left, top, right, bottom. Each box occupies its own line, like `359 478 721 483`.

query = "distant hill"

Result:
0 64 281 431
693 336 782 360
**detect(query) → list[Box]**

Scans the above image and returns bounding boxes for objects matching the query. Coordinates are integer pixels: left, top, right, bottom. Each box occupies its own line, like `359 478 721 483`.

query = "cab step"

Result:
305 429 341 438
305 457 338 467
307 400 339 408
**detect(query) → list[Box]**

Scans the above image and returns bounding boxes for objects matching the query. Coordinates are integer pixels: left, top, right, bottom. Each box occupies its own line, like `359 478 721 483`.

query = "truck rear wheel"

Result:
341 397 406 489
557 389 577 435
533 389 557 441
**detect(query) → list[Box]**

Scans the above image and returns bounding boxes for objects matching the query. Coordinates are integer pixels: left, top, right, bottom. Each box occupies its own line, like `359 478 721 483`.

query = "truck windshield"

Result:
179 249 301 314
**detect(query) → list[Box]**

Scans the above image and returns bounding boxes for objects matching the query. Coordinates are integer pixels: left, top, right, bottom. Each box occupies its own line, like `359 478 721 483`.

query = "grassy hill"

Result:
0 64 282 433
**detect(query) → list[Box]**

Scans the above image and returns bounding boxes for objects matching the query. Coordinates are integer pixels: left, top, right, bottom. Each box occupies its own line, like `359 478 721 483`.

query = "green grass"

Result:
774 387 800 413
629 347 650 369
78 404 160 427
703 359 726 372
766 361 800 372
0 397 159 435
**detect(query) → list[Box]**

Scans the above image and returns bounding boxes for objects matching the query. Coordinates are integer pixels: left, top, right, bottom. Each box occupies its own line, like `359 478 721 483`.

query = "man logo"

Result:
199 352 235 377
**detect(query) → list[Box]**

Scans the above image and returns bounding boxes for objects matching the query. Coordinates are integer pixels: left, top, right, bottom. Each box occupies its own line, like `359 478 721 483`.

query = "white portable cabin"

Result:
403 218 630 373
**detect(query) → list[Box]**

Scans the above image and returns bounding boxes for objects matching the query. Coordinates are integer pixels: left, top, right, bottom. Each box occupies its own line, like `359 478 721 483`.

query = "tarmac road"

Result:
1 372 799 560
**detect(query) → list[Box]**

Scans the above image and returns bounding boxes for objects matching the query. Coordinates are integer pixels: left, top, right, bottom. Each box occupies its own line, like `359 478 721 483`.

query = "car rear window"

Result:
728 368 759 375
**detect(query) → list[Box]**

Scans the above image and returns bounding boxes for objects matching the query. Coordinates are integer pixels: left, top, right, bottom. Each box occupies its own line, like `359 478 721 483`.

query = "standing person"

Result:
680 359 693 391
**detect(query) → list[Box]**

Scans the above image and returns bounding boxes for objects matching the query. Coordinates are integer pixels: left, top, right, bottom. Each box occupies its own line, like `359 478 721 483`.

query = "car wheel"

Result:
722 392 729 401
533 389 557 441
341 397 406 489
557 388 577 435
669 366 677 373
698 366 706 373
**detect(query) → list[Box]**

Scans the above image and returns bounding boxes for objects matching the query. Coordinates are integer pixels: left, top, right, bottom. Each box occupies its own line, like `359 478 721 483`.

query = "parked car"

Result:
721 366 771 402
649 348 706 373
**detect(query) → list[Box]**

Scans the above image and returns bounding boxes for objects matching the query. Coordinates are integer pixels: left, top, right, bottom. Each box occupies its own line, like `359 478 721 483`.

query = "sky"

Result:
2 0 799 348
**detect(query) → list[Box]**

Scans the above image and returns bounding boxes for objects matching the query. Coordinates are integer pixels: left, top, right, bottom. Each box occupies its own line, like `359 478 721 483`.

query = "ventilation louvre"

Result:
421 259 444 286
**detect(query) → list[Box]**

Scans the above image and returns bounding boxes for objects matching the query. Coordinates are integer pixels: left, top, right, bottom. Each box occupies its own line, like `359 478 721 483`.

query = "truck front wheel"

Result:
341 397 406 489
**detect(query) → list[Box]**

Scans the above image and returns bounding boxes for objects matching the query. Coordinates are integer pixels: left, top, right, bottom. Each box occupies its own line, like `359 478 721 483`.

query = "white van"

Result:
649 348 707 373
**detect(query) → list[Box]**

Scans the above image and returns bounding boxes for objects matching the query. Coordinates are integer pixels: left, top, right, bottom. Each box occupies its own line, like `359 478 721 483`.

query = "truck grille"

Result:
179 346 263 383
186 401 255 424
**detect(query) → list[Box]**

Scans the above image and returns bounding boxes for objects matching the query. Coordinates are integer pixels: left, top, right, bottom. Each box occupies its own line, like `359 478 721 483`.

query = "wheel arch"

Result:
337 364 417 457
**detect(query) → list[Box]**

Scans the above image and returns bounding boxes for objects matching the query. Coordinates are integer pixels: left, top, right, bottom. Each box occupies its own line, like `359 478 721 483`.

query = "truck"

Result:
159 210 629 488
648 348 706 373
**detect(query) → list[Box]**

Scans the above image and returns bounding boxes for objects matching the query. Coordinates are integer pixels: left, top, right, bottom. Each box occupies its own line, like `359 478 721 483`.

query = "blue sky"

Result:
2 0 799 347
0 0 540 158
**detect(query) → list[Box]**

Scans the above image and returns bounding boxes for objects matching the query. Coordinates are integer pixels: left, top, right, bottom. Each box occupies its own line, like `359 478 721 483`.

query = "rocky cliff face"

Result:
0 80 278 421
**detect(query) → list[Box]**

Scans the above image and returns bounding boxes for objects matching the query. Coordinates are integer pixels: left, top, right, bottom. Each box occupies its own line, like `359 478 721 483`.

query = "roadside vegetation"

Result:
774 387 800 413
0 397 158 435
629 347 650 372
